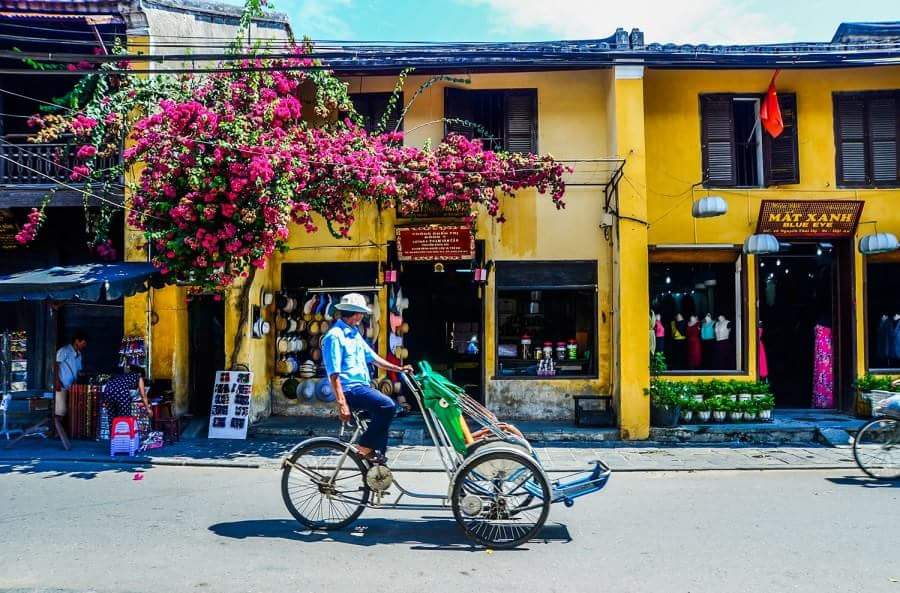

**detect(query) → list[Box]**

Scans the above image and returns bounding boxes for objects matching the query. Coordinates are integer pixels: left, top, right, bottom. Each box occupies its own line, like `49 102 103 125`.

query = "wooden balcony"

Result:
0 135 120 186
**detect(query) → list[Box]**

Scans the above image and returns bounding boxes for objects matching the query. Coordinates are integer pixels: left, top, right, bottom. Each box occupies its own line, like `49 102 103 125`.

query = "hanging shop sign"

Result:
396 224 475 262
756 200 864 238
207 370 253 440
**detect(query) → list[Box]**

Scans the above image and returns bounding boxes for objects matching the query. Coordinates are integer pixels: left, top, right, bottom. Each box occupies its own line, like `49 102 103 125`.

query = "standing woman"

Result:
104 365 150 419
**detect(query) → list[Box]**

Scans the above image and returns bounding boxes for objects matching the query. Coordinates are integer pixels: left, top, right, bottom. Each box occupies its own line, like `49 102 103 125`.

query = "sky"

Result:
243 0 900 44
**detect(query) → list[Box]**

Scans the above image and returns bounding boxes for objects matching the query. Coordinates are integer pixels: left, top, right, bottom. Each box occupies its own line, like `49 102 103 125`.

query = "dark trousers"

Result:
344 384 395 453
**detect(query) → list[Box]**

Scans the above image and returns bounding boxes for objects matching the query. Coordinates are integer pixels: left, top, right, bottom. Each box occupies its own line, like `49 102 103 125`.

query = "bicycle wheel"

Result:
852 417 900 480
281 440 370 530
451 450 551 549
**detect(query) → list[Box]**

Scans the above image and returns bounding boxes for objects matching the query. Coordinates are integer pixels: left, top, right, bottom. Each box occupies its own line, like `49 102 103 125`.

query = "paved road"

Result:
1 461 898 593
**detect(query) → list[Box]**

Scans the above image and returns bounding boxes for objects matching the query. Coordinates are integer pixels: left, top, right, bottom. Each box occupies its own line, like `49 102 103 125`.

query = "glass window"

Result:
867 262 900 371
649 257 743 372
496 288 597 378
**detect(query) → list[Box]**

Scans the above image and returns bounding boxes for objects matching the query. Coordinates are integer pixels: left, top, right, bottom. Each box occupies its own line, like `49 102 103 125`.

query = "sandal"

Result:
360 450 388 465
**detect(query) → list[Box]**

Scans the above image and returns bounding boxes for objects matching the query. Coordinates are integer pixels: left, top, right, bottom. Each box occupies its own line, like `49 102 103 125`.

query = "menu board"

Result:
396 224 475 261
207 370 252 440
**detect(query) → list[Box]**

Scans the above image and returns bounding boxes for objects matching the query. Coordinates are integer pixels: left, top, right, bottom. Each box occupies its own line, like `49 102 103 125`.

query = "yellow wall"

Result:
643 66 900 382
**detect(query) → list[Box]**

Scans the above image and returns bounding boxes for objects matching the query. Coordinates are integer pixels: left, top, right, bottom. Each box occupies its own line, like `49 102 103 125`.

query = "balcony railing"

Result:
0 135 120 186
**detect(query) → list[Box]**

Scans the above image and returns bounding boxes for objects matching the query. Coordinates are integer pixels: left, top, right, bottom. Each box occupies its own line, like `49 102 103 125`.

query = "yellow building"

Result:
127 23 900 439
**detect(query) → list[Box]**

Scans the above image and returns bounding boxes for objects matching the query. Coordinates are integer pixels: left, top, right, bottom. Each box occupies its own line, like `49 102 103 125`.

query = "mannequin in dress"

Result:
701 313 715 367
892 314 900 367
876 314 892 367
654 313 665 357
671 313 687 368
714 315 731 369
686 315 702 370
649 309 657 356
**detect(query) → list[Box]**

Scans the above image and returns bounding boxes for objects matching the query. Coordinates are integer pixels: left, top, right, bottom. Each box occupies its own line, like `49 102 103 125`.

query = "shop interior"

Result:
757 241 853 409
188 296 225 417
866 260 900 372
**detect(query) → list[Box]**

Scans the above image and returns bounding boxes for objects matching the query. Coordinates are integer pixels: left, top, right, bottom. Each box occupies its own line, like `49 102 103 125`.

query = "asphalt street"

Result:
1 460 898 593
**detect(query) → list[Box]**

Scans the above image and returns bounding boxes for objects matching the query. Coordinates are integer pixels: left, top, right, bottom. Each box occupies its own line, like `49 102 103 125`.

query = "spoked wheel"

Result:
451 450 551 549
853 417 900 480
281 440 371 530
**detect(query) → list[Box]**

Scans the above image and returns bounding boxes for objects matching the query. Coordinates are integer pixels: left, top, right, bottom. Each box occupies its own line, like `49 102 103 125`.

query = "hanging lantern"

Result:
859 232 899 255
692 196 728 218
743 233 780 255
384 269 398 284
473 267 489 284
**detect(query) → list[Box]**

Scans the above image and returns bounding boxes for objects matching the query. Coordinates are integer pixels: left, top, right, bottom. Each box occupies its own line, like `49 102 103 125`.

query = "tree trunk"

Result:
228 266 257 370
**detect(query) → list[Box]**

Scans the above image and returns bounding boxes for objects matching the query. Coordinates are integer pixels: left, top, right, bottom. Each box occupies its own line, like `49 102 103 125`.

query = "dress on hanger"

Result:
654 319 665 355
758 327 769 380
686 323 702 369
876 317 892 366
812 324 834 408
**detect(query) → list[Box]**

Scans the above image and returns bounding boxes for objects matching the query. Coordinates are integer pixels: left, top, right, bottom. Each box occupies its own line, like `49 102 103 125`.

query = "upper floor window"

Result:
444 88 537 153
834 91 899 188
700 93 799 188
349 92 402 134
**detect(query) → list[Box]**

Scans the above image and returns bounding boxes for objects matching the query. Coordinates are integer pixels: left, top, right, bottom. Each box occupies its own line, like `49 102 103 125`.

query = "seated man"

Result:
322 293 411 465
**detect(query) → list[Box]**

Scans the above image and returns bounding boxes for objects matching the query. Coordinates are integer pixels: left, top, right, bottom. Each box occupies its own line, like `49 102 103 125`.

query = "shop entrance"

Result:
400 263 483 402
757 241 853 409
188 296 225 416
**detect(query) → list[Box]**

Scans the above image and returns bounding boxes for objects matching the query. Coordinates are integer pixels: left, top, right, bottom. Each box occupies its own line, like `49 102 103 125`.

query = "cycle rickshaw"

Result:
280 362 611 548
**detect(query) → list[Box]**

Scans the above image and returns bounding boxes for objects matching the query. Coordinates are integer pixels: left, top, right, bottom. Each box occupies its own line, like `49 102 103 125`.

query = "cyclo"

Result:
280 361 611 548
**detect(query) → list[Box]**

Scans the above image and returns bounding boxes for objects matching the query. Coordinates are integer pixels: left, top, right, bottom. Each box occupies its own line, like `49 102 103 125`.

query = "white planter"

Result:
693 393 704 402
712 411 727 422
680 410 694 423
758 409 772 421
727 411 742 422
727 394 737 403
697 410 711 423
738 393 752 402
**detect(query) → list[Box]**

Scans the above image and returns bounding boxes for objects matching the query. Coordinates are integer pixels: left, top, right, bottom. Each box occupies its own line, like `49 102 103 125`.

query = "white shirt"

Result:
56 344 82 389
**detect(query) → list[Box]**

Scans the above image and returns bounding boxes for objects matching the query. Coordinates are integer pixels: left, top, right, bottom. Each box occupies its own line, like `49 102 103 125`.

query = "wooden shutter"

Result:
444 87 474 139
700 95 737 186
763 93 799 185
868 94 898 185
503 90 537 153
834 94 868 186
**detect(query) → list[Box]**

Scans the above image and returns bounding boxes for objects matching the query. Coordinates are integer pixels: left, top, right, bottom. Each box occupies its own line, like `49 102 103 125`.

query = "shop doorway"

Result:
757 241 853 409
188 296 225 416
400 262 484 401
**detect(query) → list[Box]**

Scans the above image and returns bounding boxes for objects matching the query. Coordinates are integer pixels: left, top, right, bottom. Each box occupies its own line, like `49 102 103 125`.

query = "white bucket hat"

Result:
334 292 371 315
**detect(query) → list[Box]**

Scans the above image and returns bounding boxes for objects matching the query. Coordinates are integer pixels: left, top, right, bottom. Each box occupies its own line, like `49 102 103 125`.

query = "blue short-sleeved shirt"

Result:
322 319 376 388
56 344 82 389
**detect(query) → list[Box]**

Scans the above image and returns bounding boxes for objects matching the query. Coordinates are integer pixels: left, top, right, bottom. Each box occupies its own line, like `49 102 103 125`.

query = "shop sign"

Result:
396 224 475 261
207 370 252 440
0 210 19 251
756 200 864 238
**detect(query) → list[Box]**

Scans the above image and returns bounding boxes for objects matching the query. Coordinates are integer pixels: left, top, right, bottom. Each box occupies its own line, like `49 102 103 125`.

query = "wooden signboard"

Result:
0 210 20 251
396 224 475 261
756 200 864 238
207 370 252 439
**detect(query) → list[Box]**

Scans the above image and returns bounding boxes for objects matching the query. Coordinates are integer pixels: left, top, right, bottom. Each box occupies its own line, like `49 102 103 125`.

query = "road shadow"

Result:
209 517 572 550
825 475 900 489
0 459 144 480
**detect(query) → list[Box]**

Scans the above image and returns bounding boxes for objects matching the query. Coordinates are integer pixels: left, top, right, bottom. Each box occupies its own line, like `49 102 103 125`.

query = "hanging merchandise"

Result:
316 378 335 402
118 336 147 370
520 334 532 359
567 340 578 361
282 377 300 400
556 342 566 362
542 341 554 361
300 379 317 401
384 269 398 284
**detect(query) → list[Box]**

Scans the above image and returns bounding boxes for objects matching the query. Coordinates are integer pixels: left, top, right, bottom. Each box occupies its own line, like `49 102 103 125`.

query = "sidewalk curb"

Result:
0 456 859 473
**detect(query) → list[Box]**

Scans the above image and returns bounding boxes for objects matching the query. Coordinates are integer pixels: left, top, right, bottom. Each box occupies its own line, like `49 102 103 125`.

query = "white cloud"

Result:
462 0 798 44
291 0 354 40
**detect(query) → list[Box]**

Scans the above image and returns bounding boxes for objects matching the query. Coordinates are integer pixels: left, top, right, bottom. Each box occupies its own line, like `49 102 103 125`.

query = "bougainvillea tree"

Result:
22 0 570 365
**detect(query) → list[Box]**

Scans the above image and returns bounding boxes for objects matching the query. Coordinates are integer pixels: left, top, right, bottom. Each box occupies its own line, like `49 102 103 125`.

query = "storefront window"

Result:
867 262 900 371
649 256 743 373
495 261 597 379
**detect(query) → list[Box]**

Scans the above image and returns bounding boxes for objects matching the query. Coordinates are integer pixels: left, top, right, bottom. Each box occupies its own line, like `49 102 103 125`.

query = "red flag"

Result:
760 70 784 138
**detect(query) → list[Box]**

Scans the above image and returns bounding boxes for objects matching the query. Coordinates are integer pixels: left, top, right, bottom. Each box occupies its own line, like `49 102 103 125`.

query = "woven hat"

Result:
334 292 371 314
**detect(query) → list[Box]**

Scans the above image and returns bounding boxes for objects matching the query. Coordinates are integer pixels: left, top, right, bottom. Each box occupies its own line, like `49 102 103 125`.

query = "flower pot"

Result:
697 410 711 423
758 409 772 421
727 394 737 403
712 410 727 422
727 411 742 422
692 394 704 403
738 393 752 402
680 409 694 423
751 393 764 401
651 403 680 428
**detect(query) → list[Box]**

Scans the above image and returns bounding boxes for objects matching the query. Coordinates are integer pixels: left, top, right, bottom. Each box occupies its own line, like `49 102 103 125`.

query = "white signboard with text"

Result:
207 370 252 440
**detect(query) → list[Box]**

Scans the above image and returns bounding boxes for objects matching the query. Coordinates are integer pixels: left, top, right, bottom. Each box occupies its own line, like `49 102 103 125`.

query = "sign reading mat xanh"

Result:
756 200 864 238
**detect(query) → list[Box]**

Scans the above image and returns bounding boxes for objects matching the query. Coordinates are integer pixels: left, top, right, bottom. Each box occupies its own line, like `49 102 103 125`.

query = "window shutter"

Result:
444 87 474 139
834 94 867 185
370 93 403 134
503 90 537 153
700 95 737 186
763 93 799 185
867 94 898 184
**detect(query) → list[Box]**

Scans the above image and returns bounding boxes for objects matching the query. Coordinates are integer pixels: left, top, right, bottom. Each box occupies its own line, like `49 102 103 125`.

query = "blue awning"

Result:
0 263 160 302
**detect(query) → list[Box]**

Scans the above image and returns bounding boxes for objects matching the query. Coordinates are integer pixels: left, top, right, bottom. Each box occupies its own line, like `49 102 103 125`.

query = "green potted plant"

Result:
696 397 712 423
756 394 775 421
710 396 727 422
735 380 753 403
725 398 742 422
680 396 696 423
646 380 681 428
739 398 758 422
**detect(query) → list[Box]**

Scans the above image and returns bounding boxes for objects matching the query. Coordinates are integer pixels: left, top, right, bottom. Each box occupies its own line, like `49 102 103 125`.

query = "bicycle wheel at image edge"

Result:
281 440 371 530
852 417 900 480
451 450 551 549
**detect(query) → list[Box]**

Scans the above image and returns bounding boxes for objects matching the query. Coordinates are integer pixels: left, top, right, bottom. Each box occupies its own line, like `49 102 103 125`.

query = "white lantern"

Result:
859 232 899 255
692 196 728 218
744 233 780 255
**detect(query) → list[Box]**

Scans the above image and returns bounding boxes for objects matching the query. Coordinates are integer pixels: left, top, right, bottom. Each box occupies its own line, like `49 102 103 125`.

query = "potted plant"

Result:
756 394 775 421
646 380 681 428
739 398 758 421
696 398 712 423
710 396 728 422
691 380 707 403
725 399 742 422
679 396 695 423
